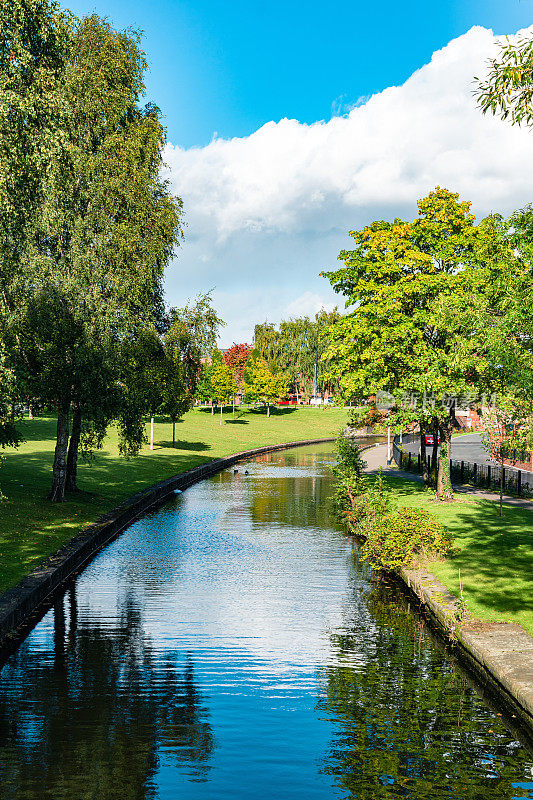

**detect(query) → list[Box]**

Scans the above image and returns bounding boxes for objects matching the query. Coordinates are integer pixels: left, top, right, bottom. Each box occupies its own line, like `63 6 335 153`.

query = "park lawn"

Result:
374 475 533 636
0 406 347 594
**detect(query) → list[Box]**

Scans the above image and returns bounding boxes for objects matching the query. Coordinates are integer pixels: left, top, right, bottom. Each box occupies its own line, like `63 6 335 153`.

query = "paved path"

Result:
401 432 494 465
364 442 533 513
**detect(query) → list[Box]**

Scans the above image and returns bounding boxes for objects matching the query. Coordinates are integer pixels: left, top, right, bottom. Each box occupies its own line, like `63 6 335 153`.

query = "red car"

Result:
423 433 441 446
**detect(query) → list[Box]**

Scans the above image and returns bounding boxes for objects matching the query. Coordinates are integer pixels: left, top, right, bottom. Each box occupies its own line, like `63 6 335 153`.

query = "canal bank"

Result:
1 436 368 649
364 442 533 729
0 442 531 799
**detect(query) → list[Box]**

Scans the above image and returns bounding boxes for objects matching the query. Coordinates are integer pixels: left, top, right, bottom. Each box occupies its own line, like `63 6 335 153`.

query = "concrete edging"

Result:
365 444 533 727
400 566 533 728
0 436 335 647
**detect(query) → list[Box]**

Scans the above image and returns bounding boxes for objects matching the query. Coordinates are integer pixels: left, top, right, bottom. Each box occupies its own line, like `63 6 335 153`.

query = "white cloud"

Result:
163 25 533 346
283 291 337 319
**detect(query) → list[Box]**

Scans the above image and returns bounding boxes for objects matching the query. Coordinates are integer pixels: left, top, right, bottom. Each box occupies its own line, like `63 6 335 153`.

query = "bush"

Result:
334 433 367 476
333 469 395 536
361 506 452 573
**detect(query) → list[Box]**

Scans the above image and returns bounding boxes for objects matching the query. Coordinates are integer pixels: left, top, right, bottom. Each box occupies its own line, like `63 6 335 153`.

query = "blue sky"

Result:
65 1 533 345
66 0 533 148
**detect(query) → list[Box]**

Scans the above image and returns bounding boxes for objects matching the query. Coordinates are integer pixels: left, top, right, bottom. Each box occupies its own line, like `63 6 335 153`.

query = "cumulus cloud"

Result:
163 25 533 345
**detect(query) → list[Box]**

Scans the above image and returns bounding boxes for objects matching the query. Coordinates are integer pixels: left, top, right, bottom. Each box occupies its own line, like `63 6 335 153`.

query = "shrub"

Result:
334 434 367 476
334 469 395 536
361 506 452 573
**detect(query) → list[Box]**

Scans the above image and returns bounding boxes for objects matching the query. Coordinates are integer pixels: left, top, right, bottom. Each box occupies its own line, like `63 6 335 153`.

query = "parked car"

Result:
423 433 441 446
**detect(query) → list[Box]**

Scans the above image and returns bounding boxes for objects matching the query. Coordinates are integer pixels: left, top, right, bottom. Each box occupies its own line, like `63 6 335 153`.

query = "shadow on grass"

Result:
156 441 211 451
14 416 58 445
248 406 296 417
224 420 248 425
438 500 533 618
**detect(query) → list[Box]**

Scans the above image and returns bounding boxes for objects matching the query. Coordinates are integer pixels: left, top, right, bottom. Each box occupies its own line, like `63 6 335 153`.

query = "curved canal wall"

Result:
0 437 340 647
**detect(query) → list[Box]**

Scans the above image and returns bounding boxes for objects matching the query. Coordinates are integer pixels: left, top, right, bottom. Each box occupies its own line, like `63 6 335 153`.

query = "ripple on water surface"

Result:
0 443 532 800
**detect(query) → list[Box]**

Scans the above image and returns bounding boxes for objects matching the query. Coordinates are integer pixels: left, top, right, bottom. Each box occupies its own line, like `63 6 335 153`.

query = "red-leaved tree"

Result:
223 343 252 388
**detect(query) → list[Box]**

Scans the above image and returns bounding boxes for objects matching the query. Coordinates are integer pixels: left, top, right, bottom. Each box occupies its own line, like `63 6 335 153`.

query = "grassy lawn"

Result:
0 405 347 594
375 475 533 636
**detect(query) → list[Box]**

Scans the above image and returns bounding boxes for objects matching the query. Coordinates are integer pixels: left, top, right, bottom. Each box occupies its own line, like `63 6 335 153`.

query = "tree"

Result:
244 352 287 417
2 13 183 499
475 34 533 127
222 343 251 387
0 340 21 497
480 395 529 517
222 342 251 417
323 187 513 499
210 361 237 425
161 295 223 445
254 309 340 401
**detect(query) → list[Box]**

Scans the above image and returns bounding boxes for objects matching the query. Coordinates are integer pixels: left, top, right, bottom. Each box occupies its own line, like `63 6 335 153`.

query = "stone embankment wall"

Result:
0 438 337 647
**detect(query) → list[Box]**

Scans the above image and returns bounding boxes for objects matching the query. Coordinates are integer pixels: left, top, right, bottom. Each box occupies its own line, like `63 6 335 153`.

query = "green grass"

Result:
373 475 533 636
0 405 347 594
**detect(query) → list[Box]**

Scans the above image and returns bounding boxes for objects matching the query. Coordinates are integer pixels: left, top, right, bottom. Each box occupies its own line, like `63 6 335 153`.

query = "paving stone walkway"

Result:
364 442 533 513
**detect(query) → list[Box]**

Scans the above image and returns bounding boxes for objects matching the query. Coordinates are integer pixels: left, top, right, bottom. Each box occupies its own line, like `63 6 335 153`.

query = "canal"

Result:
0 443 532 799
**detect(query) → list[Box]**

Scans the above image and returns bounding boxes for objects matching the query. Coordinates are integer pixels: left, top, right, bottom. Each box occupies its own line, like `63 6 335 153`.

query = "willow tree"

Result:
162 294 223 445
254 309 339 400
4 13 183 500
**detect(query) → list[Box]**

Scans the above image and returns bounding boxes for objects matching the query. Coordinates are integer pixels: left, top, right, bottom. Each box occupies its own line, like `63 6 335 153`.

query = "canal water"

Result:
0 443 532 799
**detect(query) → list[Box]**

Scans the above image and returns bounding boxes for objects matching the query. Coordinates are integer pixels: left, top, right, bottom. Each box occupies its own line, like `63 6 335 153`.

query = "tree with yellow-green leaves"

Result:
323 187 523 500
210 358 238 425
244 352 287 418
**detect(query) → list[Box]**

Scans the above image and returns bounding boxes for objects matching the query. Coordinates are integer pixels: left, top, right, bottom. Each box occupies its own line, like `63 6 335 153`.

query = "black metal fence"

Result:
394 438 533 497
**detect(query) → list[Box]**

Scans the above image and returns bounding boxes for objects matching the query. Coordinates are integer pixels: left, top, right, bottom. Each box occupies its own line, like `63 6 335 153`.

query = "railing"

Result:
393 434 533 497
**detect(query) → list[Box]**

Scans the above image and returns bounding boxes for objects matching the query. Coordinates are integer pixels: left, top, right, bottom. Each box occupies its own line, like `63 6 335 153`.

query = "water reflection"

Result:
320 580 532 799
0 588 214 799
0 443 531 800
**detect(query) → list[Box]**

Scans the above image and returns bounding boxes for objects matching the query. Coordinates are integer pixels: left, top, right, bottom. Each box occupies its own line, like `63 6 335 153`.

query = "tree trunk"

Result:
437 408 455 500
431 417 439 488
172 419 176 447
267 403 270 418
420 422 429 486
150 417 154 450
65 403 82 492
220 404 223 425
499 454 504 517
211 401 214 415
232 396 235 419
47 402 70 502
28 402 33 420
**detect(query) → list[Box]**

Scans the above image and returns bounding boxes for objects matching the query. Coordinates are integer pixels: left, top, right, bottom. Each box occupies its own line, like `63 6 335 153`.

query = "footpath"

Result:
362 442 533 731
366 442 533 511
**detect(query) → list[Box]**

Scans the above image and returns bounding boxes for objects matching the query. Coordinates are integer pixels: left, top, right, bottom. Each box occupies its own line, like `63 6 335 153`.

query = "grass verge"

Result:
0 406 348 594
371 474 533 636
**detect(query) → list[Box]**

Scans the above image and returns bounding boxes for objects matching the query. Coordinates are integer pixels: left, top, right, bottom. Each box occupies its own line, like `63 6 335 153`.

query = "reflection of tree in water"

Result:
0 587 214 799
318 581 533 800
248 473 336 531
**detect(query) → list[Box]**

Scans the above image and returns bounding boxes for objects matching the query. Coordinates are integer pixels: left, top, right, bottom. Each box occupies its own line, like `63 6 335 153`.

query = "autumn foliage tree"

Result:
222 343 252 388
244 352 287 417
